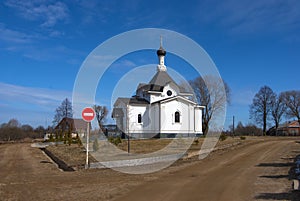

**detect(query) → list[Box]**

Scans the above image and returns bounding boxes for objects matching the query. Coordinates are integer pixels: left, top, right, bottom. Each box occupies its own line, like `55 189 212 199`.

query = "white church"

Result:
112 42 204 138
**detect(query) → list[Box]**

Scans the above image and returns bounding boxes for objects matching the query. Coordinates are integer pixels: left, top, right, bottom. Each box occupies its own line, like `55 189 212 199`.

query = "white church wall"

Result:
149 93 161 103
126 104 162 138
149 103 160 134
194 107 203 133
163 83 179 97
189 105 195 132
127 105 146 133
160 99 194 134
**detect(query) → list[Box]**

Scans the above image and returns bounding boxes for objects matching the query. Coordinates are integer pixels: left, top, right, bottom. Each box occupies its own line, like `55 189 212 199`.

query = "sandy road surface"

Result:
0 138 299 201
115 139 300 201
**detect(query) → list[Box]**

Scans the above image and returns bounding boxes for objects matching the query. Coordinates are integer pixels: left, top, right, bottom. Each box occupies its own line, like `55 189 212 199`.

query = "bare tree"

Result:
94 105 108 132
250 86 275 135
52 98 73 126
281 90 300 122
270 93 286 130
7 118 21 127
234 121 263 136
21 124 34 132
34 125 46 138
190 75 230 135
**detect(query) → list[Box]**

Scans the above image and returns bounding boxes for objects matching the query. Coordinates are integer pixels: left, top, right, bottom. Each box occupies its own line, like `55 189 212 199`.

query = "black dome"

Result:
157 47 166 56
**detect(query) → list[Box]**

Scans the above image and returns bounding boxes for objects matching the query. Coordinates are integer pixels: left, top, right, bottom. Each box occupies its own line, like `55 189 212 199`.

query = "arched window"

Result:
175 111 180 123
138 114 142 123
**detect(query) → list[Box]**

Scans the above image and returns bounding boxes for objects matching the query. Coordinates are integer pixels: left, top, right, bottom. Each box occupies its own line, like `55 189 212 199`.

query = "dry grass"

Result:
46 144 97 168
45 136 249 168
117 138 173 154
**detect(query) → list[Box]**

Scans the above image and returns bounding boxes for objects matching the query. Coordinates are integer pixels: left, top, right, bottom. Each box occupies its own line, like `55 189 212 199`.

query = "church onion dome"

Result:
157 46 166 56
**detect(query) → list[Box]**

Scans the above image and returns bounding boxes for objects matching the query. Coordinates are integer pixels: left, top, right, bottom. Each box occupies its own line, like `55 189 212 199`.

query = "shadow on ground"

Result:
256 162 294 167
255 151 300 201
259 175 288 179
255 192 300 200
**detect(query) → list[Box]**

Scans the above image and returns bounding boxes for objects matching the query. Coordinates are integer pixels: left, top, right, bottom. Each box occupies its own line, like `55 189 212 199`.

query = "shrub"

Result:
240 136 246 140
219 133 227 141
108 136 122 146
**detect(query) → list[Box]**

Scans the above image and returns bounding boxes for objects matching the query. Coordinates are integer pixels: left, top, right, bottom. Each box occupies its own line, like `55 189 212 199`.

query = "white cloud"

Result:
0 82 71 107
5 0 69 27
0 25 85 61
0 23 33 44
0 82 74 126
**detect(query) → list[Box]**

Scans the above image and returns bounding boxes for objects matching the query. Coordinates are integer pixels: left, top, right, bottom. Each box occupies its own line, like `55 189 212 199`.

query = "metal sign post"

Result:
82 107 95 169
86 122 90 169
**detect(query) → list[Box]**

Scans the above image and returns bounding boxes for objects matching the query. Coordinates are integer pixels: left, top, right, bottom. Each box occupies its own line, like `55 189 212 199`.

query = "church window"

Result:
175 111 180 123
138 114 142 123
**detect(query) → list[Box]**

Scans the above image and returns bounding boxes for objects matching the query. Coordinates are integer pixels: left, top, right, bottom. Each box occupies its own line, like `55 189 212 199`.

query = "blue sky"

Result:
0 0 300 129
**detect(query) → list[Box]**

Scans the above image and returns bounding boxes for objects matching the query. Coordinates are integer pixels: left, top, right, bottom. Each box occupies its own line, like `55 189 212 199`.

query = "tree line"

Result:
0 98 109 142
249 86 300 135
0 119 46 141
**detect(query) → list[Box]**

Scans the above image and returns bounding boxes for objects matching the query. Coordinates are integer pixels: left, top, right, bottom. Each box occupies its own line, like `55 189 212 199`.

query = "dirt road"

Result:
115 139 300 201
0 138 299 201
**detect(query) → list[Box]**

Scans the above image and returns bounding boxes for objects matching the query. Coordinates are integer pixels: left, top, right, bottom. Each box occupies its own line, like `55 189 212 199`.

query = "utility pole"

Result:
127 133 130 154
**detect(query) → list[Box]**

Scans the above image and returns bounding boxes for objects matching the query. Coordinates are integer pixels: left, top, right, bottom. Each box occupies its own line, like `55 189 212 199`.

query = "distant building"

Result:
112 42 204 138
268 120 300 136
55 117 90 138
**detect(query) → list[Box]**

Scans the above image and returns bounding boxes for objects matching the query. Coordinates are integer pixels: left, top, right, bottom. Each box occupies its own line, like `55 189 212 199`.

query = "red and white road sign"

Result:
81 107 95 122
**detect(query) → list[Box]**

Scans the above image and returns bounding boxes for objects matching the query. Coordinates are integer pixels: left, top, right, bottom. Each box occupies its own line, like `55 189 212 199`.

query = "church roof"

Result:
148 71 191 94
137 83 164 92
149 71 176 87
129 97 150 104
115 97 149 106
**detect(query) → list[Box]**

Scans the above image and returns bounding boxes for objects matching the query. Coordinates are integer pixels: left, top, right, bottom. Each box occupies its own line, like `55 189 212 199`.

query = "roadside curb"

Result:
89 153 184 169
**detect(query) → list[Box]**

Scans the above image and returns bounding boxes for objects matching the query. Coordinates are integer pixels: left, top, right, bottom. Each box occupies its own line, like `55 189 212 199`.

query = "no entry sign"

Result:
81 107 95 122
